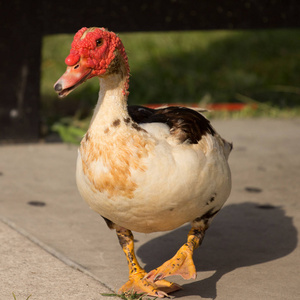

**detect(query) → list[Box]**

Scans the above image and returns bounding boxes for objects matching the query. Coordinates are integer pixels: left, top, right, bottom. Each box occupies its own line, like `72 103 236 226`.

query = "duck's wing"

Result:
128 105 216 144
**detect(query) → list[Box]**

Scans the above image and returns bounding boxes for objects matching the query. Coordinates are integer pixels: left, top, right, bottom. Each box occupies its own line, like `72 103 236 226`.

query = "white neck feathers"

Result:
89 73 129 130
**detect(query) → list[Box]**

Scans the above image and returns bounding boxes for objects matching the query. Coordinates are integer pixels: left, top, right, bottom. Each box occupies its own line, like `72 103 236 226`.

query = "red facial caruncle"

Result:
66 27 118 77
54 27 130 98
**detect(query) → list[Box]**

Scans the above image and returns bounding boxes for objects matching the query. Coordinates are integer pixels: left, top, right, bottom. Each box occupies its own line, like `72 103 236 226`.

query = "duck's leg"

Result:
146 216 212 282
116 227 181 298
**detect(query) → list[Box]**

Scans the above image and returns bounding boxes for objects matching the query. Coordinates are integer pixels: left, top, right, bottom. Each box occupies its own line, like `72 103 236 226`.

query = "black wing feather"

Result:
128 105 215 144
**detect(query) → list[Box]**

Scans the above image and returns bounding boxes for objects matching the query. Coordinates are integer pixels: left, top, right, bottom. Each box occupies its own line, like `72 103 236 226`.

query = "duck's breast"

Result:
76 131 231 233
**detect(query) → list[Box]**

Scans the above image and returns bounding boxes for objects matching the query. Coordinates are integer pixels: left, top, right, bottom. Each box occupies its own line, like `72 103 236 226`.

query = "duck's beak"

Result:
54 61 92 98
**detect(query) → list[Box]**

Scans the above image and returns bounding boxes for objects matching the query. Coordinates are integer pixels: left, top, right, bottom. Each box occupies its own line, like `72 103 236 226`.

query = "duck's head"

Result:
54 27 129 98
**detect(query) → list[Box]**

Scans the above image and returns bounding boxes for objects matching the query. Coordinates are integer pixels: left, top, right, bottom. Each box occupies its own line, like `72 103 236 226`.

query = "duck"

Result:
54 27 232 298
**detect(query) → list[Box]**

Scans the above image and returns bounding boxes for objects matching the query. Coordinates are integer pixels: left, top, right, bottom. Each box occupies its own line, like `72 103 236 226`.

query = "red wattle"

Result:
65 53 80 66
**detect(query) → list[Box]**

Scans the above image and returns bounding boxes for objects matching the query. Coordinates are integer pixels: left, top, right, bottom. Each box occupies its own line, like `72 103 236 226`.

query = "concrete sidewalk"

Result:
0 219 118 300
0 118 299 300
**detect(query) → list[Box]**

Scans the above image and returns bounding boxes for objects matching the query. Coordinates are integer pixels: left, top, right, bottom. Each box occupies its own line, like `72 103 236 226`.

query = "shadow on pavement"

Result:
137 202 298 299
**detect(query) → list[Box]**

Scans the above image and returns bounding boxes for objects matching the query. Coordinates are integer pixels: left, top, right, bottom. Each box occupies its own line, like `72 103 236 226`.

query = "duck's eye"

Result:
96 38 103 47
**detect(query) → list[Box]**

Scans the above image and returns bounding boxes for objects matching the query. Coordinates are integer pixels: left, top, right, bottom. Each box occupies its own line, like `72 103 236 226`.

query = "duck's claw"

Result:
119 271 181 298
146 243 197 282
153 278 182 294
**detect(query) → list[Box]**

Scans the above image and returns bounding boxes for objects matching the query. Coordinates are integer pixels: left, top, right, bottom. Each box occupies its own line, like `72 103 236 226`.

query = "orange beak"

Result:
54 61 93 98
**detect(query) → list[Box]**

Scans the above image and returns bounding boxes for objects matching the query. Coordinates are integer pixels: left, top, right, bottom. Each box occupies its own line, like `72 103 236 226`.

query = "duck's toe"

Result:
118 271 181 298
146 243 197 282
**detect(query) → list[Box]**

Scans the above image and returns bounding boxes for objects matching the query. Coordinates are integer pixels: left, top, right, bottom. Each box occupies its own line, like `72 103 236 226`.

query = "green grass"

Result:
12 293 31 300
41 29 300 142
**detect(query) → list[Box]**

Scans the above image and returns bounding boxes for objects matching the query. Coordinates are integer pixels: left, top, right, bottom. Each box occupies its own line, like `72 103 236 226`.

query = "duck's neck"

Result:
89 72 130 131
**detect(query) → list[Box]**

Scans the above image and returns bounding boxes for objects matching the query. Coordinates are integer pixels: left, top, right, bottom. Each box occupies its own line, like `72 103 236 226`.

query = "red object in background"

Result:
205 103 257 111
146 103 257 111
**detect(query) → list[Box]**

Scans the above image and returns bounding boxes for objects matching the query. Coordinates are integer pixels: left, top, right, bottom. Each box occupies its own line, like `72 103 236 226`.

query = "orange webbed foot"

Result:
118 271 181 298
146 243 197 282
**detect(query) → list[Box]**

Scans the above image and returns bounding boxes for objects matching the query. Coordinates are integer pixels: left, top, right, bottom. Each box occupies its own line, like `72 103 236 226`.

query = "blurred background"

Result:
1 0 300 143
